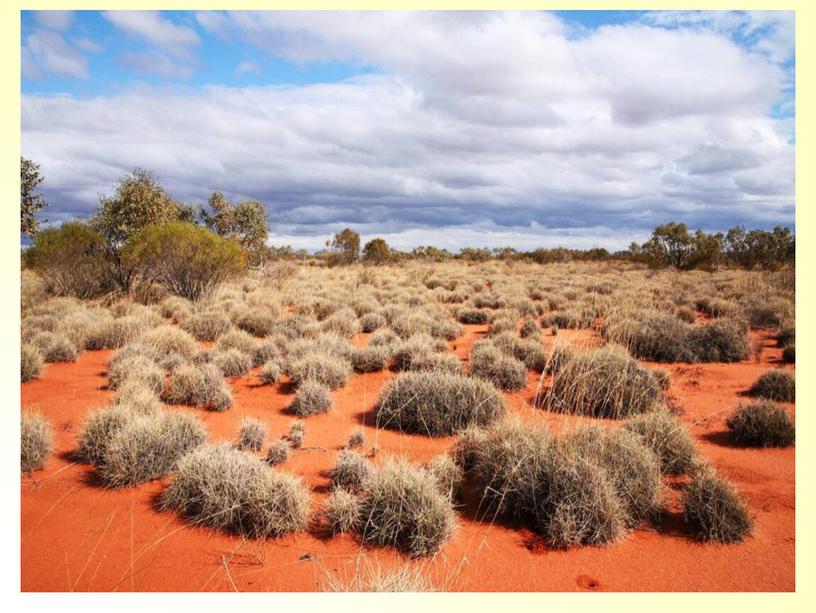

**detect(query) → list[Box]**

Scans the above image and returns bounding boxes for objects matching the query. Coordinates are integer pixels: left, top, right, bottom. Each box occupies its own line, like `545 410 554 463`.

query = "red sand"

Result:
21 325 794 591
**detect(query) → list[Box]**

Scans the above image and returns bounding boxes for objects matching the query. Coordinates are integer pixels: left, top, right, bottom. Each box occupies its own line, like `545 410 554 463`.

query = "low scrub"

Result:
160 444 310 538
546 345 662 418
326 487 360 534
21 344 43 382
21 412 54 473
350 345 391 373
266 439 289 465
236 417 266 451
212 348 253 377
357 457 456 557
181 312 231 341
164 363 233 411
377 371 505 436
331 450 371 491
726 402 795 447
259 360 281 384
292 380 333 416
288 353 352 389
457 308 490 325
623 409 697 475
747 370 795 402
96 411 207 487
683 465 752 543
468 342 527 391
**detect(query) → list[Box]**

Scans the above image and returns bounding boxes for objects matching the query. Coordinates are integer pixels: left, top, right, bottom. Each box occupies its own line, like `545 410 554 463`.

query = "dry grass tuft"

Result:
683 464 752 543
164 363 233 411
377 371 505 436
266 439 290 465
236 417 266 451
747 370 795 402
331 450 372 491
623 409 697 475
160 443 310 538
21 412 54 473
726 402 795 447
21 344 43 382
292 380 333 416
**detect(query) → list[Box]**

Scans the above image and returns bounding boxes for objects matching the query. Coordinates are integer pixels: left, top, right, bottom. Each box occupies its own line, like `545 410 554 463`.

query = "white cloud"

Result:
22 11 795 249
103 10 200 59
23 30 89 79
235 61 262 77
33 10 74 31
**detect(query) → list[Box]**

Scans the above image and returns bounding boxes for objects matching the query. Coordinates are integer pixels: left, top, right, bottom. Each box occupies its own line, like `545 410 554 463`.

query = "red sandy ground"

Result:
20 325 794 592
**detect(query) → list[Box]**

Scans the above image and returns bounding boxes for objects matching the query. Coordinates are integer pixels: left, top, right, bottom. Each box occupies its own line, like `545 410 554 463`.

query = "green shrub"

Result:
623 409 697 476
122 222 246 300
24 222 117 298
726 402 795 447
377 371 505 436
546 345 662 418
357 457 456 557
747 370 795 402
160 444 310 538
683 465 752 543
21 412 53 473
21 344 43 382
292 380 333 416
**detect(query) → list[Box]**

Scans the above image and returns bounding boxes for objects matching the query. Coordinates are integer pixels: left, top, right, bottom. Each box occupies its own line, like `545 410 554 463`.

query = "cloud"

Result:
73 37 103 53
23 29 89 79
235 61 262 77
103 10 200 59
22 11 795 250
33 10 74 31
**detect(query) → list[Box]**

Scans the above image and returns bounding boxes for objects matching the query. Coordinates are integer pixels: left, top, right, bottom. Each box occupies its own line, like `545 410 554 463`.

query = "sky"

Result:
21 10 795 252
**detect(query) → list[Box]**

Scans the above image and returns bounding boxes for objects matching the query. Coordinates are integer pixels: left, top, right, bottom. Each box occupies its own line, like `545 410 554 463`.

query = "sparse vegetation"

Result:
377 371 505 435
160 444 310 538
266 439 289 465
21 412 53 473
331 450 371 491
726 402 795 447
683 464 752 543
236 417 267 451
292 380 333 416
747 370 795 402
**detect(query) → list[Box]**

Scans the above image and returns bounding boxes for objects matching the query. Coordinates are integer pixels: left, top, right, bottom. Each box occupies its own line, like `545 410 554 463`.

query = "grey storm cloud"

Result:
21 11 794 250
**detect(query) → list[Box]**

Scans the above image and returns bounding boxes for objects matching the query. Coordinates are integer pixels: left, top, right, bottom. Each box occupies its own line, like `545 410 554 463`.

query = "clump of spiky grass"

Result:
108 354 164 393
322 560 434 592
491 332 547 372
377 371 505 436
259 360 281 385
726 402 795 447
96 411 207 487
390 334 446 371
519 316 540 339
683 464 752 543
427 455 463 501
21 344 43 382
369 329 399 347
212 348 253 377
360 312 387 333
180 312 232 341
288 353 352 389
357 457 456 557
21 412 54 473
75 406 135 465
347 427 366 450
236 417 267 451
560 426 661 526
160 443 310 538
747 370 795 402
266 439 289 465
43 335 77 363
457 308 489 324
468 342 527 391
163 363 233 411
112 380 163 414
215 328 257 355
292 380 333 416
623 409 697 476
331 449 372 491
288 421 305 448
236 311 277 337
350 345 391 373
138 325 198 359
546 345 662 418
326 487 360 534
652 367 672 391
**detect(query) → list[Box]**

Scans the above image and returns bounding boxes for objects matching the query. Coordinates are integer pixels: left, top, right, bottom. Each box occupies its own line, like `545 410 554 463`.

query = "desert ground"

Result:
20 261 795 592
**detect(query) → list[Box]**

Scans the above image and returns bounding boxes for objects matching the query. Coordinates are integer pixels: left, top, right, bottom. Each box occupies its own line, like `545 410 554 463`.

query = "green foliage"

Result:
362 238 391 264
202 191 269 265
123 222 245 300
21 157 48 237
24 222 117 298
328 228 361 264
